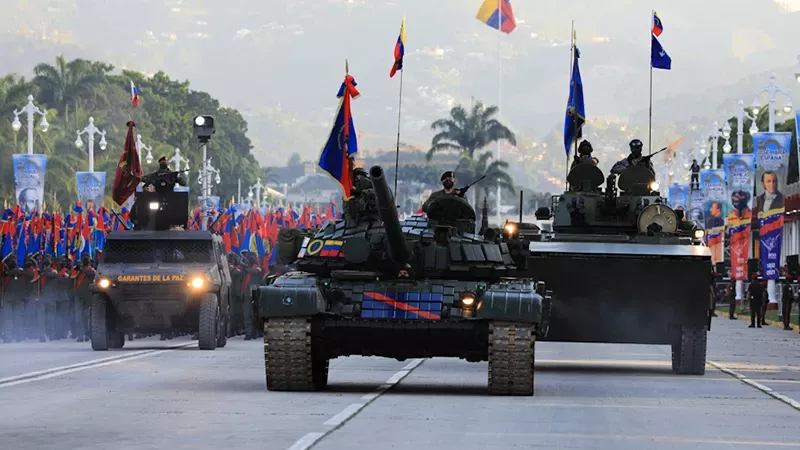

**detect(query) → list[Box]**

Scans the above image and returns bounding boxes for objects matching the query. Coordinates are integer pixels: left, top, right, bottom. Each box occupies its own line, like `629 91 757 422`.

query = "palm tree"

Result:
32 55 108 124
455 150 515 211
426 101 517 161
0 74 34 116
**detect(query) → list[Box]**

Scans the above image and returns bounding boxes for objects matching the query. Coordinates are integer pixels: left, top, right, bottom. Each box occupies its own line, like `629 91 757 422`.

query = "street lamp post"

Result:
136 134 154 166
197 156 221 198
75 117 107 172
11 94 49 154
751 72 792 133
169 148 190 172
248 180 264 209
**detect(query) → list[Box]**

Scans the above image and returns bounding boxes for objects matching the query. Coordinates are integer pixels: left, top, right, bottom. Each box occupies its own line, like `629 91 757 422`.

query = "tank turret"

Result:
369 165 410 265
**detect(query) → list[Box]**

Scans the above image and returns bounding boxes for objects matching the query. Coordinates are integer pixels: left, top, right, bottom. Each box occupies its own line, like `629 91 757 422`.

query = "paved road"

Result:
1 317 799 450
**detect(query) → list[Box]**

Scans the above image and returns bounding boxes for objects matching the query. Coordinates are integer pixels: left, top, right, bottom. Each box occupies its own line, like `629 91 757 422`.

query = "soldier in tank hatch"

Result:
422 171 462 212
610 139 653 175
570 140 599 170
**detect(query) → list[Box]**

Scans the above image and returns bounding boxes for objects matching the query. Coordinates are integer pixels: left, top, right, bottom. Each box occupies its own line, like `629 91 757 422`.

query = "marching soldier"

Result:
748 272 765 328
36 258 61 340
241 252 262 340
73 254 95 342
22 258 43 341
2 256 27 342
228 253 243 337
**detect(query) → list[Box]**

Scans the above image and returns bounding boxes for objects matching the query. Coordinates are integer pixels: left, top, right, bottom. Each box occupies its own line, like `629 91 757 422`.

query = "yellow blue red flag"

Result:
318 70 360 198
476 0 516 34
390 17 406 78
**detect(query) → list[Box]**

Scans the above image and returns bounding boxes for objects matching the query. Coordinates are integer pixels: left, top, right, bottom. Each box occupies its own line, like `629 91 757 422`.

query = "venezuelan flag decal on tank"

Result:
361 291 443 320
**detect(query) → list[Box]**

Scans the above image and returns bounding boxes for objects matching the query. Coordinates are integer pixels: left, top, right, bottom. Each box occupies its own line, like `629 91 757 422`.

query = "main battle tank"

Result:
255 165 551 396
501 161 712 375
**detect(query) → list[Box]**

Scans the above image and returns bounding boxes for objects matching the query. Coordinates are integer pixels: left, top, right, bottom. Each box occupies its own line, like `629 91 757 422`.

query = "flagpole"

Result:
393 68 404 201
648 9 654 156
566 20 574 189
495 0 502 227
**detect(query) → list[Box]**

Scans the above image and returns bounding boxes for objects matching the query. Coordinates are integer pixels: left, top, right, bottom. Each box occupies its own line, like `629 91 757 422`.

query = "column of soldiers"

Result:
1 254 95 343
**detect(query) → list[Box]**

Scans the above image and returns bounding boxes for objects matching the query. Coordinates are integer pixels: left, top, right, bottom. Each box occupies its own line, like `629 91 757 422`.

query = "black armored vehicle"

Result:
90 188 232 351
502 161 712 375
255 165 551 396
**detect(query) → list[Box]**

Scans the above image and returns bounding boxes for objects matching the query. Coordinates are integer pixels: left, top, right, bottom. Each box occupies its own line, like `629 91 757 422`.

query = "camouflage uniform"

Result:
73 255 95 342
241 254 262 340
22 260 43 341
228 254 243 337
37 260 62 340
2 257 27 342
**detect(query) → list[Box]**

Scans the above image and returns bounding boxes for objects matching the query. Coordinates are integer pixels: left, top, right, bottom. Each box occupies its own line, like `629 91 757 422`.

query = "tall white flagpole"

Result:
495 0 503 226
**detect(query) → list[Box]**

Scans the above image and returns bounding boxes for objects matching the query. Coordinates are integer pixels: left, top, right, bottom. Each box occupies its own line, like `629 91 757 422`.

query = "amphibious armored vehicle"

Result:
502 161 712 375
255 165 550 396
90 189 232 351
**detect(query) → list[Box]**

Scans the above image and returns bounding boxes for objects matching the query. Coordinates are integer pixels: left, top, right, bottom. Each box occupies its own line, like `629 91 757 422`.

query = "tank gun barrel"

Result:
369 165 410 264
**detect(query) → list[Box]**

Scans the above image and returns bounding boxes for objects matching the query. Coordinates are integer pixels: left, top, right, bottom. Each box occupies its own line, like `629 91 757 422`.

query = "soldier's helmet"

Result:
629 139 644 153
578 140 593 155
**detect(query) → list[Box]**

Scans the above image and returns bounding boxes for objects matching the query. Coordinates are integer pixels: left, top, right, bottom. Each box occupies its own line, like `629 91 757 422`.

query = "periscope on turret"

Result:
497 157 713 376
254 165 551 396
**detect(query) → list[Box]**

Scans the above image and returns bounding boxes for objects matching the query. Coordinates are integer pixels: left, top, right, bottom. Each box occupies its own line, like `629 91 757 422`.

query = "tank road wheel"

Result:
198 293 220 350
264 318 329 391
90 294 110 351
671 325 708 375
488 321 536 396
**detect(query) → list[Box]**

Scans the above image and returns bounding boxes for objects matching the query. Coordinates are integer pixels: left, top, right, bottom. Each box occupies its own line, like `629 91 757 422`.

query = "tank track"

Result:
488 321 535 396
671 325 707 375
264 318 328 391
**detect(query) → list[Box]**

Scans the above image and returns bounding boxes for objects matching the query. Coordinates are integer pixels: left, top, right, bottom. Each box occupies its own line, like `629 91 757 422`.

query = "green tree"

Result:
426 101 516 161
32 55 109 124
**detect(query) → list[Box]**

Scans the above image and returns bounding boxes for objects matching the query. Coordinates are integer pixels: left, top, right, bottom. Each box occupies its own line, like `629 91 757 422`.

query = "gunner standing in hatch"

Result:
422 171 461 212
570 140 599 170
611 139 653 175
142 156 187 194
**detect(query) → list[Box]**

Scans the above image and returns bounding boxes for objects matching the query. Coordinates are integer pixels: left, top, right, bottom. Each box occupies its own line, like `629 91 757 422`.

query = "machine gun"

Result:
141 169 190 195
630 146 668 167
454 174 487 197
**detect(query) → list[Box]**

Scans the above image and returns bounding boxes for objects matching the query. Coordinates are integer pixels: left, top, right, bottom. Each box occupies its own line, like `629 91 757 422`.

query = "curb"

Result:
714 309 799 332
707 360 800 412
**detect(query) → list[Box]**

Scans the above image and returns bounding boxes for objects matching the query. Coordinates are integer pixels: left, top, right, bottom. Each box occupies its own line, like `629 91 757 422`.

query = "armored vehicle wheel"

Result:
198 293 220 350
488 321 535 396
109 331 125 349
216 306 228 348
264 318 329 391
90 294 110 351
671 325 707 375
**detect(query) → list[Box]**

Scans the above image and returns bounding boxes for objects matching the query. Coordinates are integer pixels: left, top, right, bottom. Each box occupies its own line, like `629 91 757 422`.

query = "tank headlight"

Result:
460 291 476 307
97 278 111 289
149 201 159 210
189 276 205 289
649 181 660 191
694 229 705 240
504 222 517 236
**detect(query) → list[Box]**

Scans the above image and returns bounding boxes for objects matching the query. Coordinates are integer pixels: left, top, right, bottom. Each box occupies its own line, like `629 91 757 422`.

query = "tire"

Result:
264 318 328 391
198 293 219 350
109 331 125 349
488 321 535 396
216 303 228 348
672 325 707 375
90 294 109 351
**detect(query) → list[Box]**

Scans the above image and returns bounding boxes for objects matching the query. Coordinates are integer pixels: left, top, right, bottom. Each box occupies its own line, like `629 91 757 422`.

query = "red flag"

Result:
112 121 143 206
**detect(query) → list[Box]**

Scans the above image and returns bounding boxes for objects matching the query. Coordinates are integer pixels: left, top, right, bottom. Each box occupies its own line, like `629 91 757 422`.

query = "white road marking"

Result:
0 342 196 388
287 358 425 450
323 403 365 426
708 360 800 411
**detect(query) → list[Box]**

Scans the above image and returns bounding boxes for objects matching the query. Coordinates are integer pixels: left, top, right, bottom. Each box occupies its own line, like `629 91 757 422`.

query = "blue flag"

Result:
651 35 671 70
564 46 586 157
318 74 360 198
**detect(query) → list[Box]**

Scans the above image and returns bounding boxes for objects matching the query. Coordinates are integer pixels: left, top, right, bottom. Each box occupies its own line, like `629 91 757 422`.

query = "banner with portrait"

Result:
667 184 689 214
688 190 705 230
700 169 727 264
752 132 792 280
75 172 106 211
12 154 47 214
198 196 220 212
723 153 755 281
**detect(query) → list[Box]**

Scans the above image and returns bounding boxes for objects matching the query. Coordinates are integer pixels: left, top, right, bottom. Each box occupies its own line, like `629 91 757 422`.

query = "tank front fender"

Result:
256 285 326 318
476 288 544 324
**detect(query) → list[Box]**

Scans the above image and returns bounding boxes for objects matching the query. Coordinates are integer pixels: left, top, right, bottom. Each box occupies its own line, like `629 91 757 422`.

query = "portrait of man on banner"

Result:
76 172 106 212
13 154 47 214
752 132 791 280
